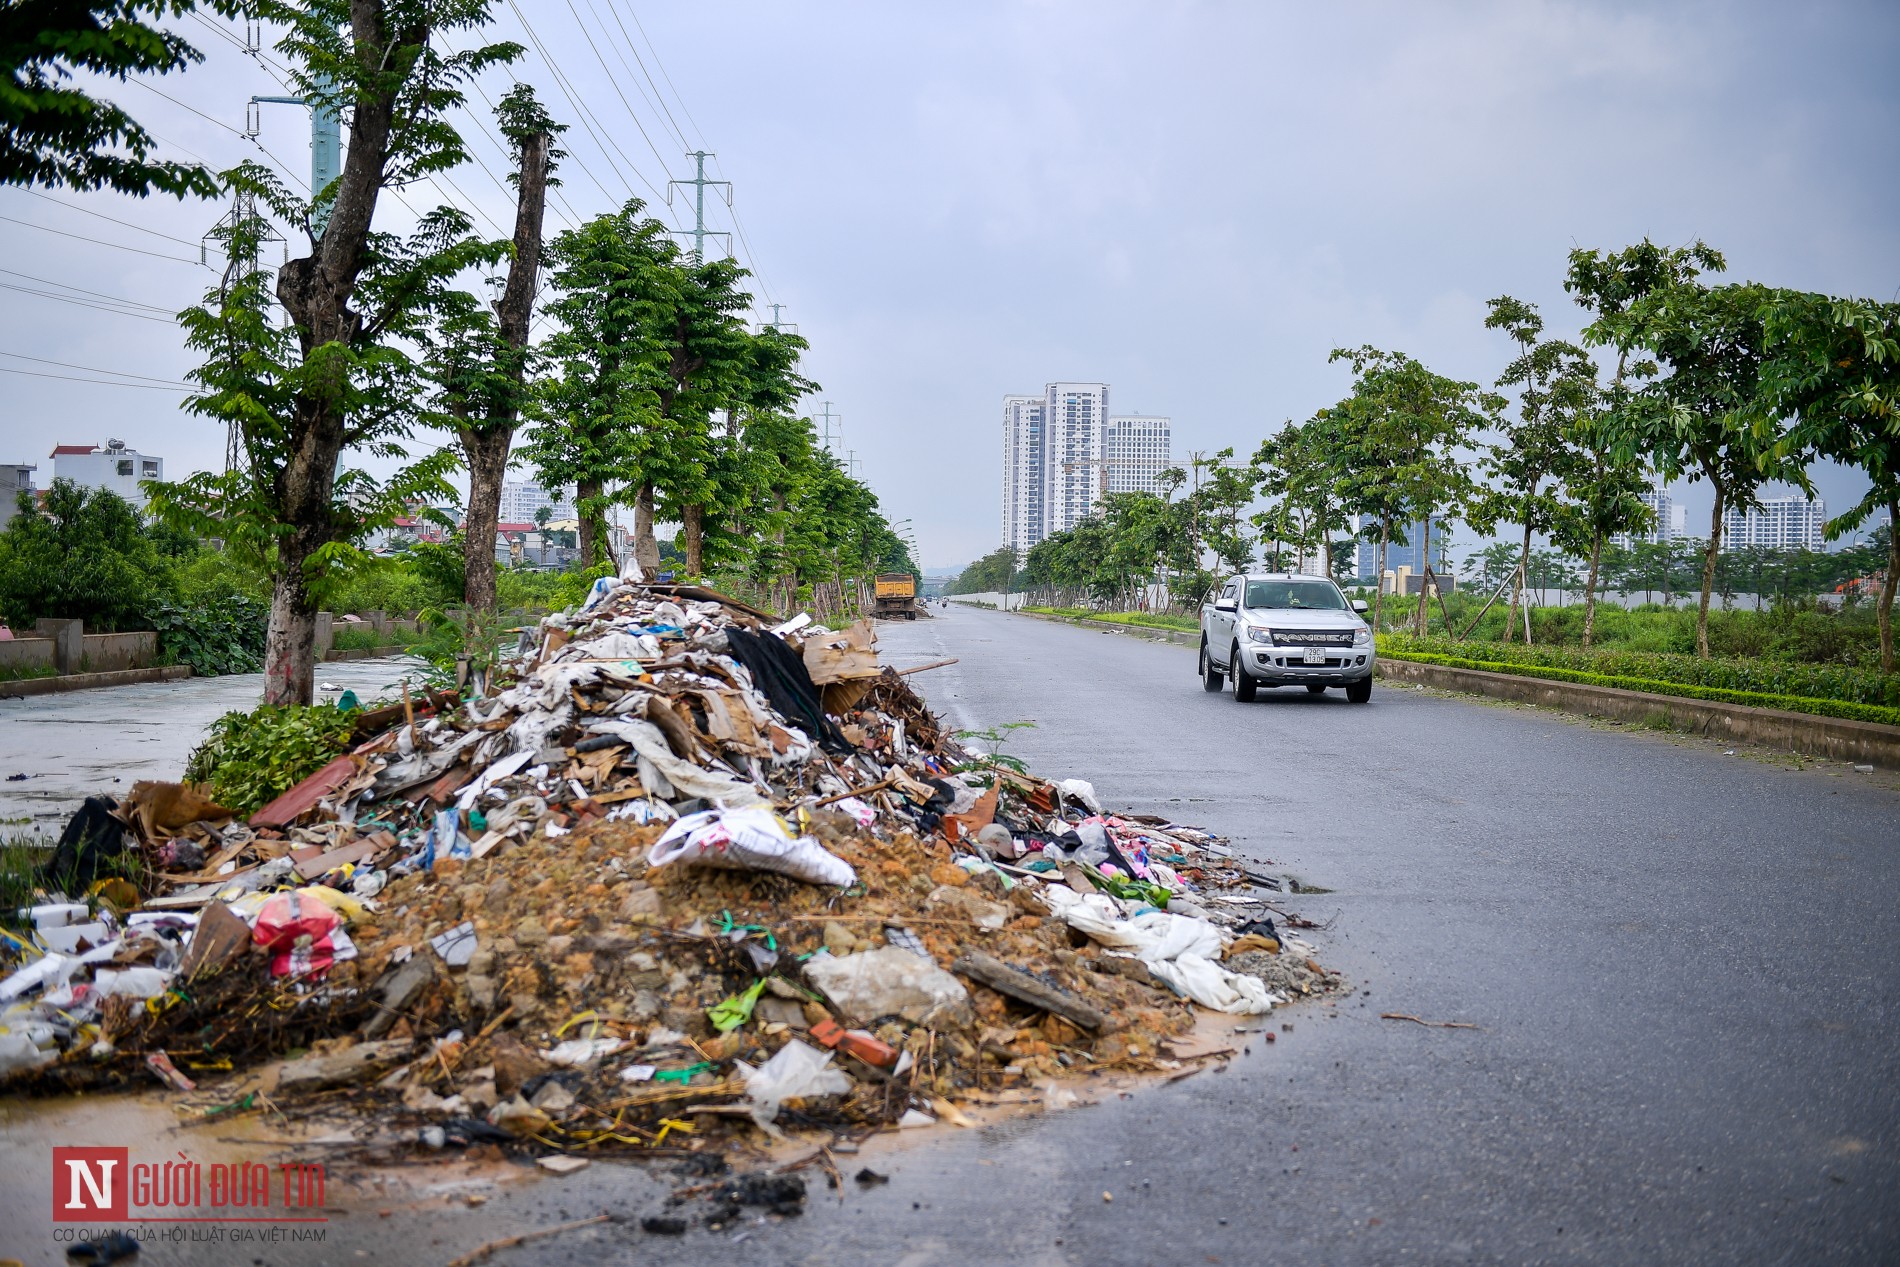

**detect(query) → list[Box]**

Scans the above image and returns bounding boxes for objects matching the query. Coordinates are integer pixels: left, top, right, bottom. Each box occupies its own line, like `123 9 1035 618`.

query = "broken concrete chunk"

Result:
364 953 436 1039
274 1040 413 1094
804 946 972 1027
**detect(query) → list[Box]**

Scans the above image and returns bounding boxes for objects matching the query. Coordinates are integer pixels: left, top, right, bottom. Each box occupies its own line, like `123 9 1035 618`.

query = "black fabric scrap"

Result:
723 628 850 754
42 795 125 892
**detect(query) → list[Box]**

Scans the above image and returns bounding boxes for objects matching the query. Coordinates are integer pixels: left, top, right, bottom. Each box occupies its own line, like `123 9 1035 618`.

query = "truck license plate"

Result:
1302 646 1326 664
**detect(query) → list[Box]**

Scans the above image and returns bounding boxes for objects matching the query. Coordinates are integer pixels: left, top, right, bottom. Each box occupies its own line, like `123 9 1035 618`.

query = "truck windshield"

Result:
1244 580 1346 610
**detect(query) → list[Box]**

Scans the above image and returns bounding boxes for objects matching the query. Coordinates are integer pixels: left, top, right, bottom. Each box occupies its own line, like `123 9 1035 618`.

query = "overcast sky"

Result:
3 0 1896 570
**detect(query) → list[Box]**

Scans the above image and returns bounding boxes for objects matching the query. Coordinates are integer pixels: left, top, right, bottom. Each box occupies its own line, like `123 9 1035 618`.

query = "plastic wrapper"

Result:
740 1038 852 1131
252 890 341 979
647 807 856 888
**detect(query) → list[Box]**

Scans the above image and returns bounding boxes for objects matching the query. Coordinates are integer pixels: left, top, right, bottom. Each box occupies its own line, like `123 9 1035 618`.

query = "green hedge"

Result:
1381 634 1900 709
1379 643 1900 729
1022 606 1199 632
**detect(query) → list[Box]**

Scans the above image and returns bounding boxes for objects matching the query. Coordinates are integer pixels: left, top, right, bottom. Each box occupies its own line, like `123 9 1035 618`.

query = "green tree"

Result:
156 2 520 706
1760 292 1900 671
1475 295 1595 643
1569 240 1792 656
1 0 223 197
1330 345 1499 635
429 84 562 613
0 479 167 629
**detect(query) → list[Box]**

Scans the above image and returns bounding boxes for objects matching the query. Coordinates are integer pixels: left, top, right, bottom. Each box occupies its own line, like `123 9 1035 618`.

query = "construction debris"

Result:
0 575 1342 1172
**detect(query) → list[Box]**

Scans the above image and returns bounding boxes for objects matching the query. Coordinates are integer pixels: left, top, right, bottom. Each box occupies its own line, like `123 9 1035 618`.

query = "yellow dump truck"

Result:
874 572 918 620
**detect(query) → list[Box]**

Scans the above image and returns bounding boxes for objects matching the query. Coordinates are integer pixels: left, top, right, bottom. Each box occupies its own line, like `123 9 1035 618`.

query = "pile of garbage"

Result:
1 575 1341 1162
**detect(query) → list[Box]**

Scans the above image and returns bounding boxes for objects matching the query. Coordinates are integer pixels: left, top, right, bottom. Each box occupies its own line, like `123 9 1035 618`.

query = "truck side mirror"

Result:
1214 600 1236 614
1352 599 1369 614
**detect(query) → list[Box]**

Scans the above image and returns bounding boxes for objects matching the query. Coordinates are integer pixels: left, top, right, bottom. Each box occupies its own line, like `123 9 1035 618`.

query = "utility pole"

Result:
667 149 731 265
249 77 341 232
762 302 797 334
812 401 841 456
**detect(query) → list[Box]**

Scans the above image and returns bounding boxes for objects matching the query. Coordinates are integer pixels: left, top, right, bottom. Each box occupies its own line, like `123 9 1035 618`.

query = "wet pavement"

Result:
5 611 1898 1264
0 658 426 835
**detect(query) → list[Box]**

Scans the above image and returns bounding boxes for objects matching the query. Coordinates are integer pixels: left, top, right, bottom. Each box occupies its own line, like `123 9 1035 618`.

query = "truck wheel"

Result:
1199 643 1222 692
1229 645 1257 702
1346 678 1372 704
1306 683 1327 695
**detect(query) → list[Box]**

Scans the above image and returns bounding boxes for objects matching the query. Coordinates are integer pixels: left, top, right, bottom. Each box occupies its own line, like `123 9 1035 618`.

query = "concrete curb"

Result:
0 665 192 699
322 646 415 663
1012 609 1198 645
1376 656 1900 768
996 606 1899 769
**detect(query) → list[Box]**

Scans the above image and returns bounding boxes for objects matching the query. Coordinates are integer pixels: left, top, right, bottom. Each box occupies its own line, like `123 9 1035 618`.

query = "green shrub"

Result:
1379 638 1900 727
329 625 386 652
1380 633 1900 708
1023 606 1199 632
184 704 359 814
150 583 267 676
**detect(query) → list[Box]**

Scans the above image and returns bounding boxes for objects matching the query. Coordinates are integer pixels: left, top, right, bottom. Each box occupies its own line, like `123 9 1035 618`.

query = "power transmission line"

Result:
0 351 191 387
20 188 222 253
596 0 692 150
0 268 180 312
563 0 675 175
0 367 190 392
0 282 179 323
0 214 202 264
501 0 666 206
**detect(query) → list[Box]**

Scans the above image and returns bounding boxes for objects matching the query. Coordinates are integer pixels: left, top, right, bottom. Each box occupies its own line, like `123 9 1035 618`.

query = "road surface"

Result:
7 611 1896 1264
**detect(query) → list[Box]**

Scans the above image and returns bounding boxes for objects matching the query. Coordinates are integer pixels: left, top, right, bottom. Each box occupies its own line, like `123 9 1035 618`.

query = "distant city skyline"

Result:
1000 381 1173 554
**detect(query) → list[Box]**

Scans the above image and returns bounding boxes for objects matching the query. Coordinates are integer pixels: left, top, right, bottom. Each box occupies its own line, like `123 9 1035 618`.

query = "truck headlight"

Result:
1353 627 1370 645
1245 626 1275 645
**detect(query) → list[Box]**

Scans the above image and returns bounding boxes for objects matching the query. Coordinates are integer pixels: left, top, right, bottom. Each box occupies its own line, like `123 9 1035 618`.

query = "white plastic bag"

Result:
647 807 856 888
740 1038 852 1131
1146 953 1278 1014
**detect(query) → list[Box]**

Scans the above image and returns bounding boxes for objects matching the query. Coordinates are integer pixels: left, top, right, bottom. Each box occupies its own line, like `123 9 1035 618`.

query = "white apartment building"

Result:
1001 384 1175 553
1000 395 1046 554
1043 382 1111 540
1722 494 1826 551
497 480 577 525
1612 488 1688 549
1105 415 1173 494
50 439 163 509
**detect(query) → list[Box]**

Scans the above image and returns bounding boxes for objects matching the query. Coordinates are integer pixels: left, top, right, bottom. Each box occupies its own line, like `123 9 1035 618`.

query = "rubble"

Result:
0 573 1341 1171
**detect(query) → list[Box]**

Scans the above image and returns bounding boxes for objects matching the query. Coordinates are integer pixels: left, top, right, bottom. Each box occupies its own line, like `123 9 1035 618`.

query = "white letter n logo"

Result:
65 1158 115 1209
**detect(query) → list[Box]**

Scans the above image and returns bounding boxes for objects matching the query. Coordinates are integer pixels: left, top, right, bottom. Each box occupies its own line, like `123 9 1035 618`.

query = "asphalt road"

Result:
531 603 1894 1267
11 611 1897 1265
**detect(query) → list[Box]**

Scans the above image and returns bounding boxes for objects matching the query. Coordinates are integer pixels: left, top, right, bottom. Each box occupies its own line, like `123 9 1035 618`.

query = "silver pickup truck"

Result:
1199 573 1375 703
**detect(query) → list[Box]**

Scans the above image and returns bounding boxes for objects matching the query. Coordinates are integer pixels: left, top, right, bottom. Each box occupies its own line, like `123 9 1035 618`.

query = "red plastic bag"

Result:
252 891 340 980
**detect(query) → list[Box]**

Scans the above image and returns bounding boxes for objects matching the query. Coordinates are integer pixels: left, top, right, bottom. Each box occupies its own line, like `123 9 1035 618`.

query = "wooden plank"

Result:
951 952 1111 1033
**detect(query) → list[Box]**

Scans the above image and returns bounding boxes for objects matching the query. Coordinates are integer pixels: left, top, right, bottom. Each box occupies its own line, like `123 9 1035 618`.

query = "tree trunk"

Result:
632 480 660 575
1372 517 1390 631
261 1 408 705
1504 522 1533 644
1697 487 1725 658
576 478 608 568
459 127 550 613
460 426 508 611
1583 532 1603 650
262 548 318 707
1880 499 1899 675
1414 516 1432 636
682 503 703 576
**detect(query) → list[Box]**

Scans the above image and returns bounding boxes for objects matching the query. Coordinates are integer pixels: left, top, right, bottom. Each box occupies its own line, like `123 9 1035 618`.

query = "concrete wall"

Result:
0 637 55 673
947 591 1029 611
79 631 156 673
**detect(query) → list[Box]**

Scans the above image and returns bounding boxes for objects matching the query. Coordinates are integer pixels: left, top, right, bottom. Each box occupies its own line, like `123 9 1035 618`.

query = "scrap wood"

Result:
952 953 1110 1033
813 777 896 806
1380 1012 1480 1030
445 1214 612 1267
896 657 959 676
